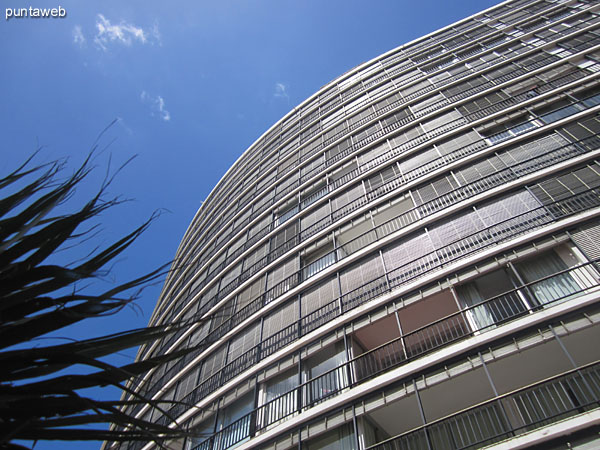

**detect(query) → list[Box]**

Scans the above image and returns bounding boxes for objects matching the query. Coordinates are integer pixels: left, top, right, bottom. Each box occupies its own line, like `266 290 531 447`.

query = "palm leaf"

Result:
0 148 195 447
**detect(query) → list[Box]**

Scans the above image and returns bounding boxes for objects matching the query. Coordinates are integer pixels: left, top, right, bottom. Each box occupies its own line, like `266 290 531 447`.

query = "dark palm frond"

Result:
0 149 198 448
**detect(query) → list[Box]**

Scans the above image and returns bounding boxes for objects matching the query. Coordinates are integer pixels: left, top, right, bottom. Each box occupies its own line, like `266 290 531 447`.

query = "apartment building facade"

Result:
115 0 600 448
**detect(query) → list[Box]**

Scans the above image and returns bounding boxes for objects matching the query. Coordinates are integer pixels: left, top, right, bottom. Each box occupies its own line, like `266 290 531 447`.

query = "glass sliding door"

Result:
516 249 581 306
455 268 527 331
258 369 297 430
304 343 348 406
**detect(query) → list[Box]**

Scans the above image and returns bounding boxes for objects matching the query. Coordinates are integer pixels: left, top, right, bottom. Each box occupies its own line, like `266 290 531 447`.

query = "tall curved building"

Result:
115 0 600 448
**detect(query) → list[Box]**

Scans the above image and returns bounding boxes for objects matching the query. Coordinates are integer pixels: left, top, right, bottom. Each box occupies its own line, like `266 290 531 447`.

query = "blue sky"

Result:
1 0 498 448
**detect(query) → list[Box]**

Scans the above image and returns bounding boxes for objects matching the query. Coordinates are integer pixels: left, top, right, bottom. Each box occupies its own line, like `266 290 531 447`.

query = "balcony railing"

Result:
190 259 600 450
369 360 600 450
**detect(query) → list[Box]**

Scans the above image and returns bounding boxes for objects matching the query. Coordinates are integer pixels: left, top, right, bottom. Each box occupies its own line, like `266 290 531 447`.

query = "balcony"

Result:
368 361 600 450
191 257 600 450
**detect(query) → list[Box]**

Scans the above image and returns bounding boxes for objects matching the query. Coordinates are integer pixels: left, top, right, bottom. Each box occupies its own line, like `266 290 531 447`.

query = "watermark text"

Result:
6 6 67 20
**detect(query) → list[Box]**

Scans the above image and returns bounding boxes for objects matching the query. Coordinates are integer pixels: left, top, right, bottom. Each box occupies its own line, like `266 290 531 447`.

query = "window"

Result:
258 369 298 429
455 268 527 331
301 180 327 209
301 238 335 280
242 242 268 272
266 257 299 291
457 91 509 117
381 109 411 128
397 146 440 177
329 160 358 186
220 262 242 290
276 199 299 226
247 214 271 241
515 248 582 306
271 222 299 256
559 114 600 145
480 116 537 145
453 155 504 187
209 300 235 335
371 195 415 227
346 105 374 129
496 133 570 175
276 170 299 197
441 75 489 99
301 277 340 330
305 423 356 450
388 124 423 150
175 367 200 402
373 92 402 112
261 299 299 356
304 343 348 405
358 141 391 168
420 109 465 133
198 345 227 384
435 130 483 156
365 164 399 193
340 254 386 295
215 393 254 449
537 100 584 124
330 183 364 213
227 323 260 363
301 203 330 233
336 215 373 256
410 93 447 114
326 138 352 162
235 276 265 312
400 80 432 99
186 418 215 450
413 174 459 206
578 57 600 73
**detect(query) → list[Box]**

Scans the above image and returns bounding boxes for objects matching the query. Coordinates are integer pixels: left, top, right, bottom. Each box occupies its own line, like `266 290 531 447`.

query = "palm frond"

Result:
0 148 196 448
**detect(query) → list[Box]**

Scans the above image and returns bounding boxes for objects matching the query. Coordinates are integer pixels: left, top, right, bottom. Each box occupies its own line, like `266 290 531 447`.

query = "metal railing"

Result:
163 52 584 322
131 2 600 422
369 361 600 449
189 259 600 450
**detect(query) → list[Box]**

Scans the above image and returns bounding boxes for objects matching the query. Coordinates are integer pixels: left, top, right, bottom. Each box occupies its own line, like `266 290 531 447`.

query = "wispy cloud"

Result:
91 14 157 51
150 22 162 45
72 25 86 47
72 17 160 52
274 82 289 100
141 91 171 122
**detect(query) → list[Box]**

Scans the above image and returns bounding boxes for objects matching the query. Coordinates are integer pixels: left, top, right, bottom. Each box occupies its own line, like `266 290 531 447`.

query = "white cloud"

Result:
72 16 160 52
72 25 86 47
274 82 289 100
157 96 170 121
93 14 156 51
141 91 171 122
